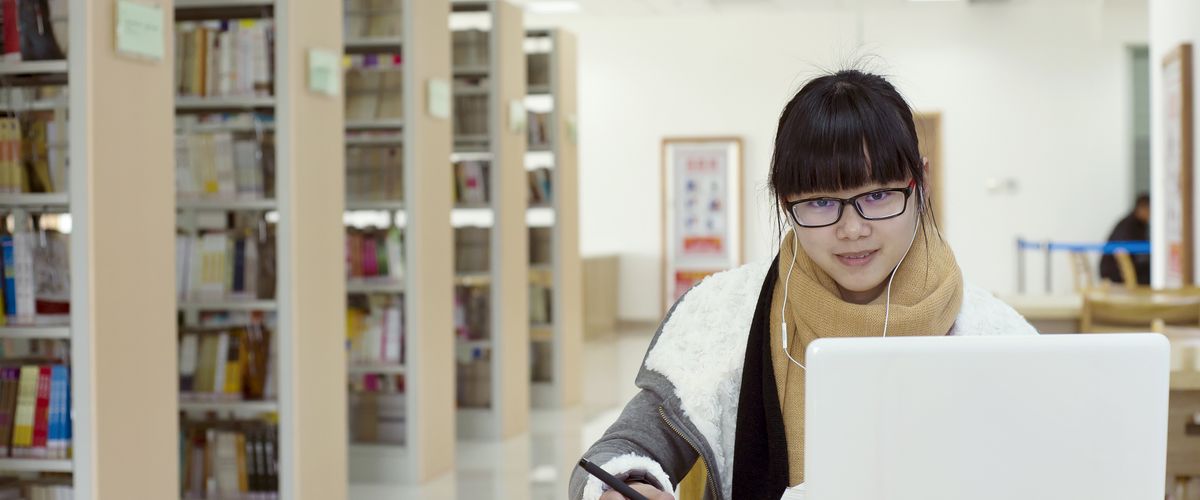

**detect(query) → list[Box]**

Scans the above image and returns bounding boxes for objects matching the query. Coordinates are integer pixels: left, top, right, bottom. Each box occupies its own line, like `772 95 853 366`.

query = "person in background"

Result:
1099 193 1150 285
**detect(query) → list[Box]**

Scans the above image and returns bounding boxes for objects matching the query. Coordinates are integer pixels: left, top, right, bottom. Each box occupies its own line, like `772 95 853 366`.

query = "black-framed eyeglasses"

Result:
785 180 916 228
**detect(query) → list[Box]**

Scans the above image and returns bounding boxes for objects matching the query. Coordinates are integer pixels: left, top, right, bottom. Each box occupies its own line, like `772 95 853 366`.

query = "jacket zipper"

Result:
658 405 720 500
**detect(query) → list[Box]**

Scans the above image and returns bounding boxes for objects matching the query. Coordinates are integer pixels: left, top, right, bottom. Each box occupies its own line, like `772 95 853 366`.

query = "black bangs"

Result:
770 70 923 198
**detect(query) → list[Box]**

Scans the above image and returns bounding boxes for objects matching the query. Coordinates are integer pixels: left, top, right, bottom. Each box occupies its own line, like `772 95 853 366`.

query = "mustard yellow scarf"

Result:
768 223 964 484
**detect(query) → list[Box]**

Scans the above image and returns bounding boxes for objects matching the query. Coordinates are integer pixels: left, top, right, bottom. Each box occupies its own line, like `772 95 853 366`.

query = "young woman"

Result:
569 69 1037 500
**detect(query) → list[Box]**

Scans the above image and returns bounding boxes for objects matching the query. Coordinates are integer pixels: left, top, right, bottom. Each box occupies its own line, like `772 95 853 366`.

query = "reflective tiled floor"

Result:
349 327 654 500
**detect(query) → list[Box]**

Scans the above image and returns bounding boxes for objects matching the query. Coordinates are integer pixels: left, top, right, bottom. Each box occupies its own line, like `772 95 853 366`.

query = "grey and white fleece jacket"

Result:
569 259 1038 500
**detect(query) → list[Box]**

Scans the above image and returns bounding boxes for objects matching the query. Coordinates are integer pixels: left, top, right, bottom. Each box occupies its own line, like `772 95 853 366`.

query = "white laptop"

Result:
803 334 1170 500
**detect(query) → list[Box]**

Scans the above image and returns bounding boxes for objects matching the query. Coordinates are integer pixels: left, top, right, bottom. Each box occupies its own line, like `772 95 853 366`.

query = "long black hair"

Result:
769 69 933 227
772 69 931 214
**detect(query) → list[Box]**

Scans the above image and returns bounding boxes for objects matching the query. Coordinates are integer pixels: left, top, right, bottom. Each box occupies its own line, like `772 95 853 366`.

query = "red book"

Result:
363 234 379 278
31 366 50 457
1 0 19 62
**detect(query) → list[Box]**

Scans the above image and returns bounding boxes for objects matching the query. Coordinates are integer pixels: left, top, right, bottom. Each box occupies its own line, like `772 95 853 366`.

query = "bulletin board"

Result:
661 137 743 314
1163 43 1194 287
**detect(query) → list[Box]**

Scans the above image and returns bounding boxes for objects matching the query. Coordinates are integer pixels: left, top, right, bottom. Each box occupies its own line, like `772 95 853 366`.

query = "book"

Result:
179 332 199 393
174 19 274 98
30 365 49 458
223 331 244 397
48 364 67 459
0 236 13 317
11 366 37 456
1 0 19 62
0 367 18 456
12 222 36 323
377 70 404 119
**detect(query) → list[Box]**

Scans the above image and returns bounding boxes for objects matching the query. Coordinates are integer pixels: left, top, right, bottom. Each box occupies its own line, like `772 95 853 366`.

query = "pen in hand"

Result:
578 458 653 500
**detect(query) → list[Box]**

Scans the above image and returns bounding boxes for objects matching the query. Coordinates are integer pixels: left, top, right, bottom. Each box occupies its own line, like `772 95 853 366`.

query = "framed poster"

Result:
1163 43 1194 287
661 137 743 313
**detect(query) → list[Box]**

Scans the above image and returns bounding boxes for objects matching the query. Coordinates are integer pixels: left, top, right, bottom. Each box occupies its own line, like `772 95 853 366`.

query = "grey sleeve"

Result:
568 389 700 499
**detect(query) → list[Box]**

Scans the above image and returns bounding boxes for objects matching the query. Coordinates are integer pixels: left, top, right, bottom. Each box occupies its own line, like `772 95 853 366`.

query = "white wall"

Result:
533 1 1148 321
1148 0 1200 287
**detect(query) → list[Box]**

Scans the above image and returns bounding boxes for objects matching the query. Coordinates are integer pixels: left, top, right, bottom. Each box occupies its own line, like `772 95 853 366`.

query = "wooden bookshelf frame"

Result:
524 29 583 410
343 0 456 487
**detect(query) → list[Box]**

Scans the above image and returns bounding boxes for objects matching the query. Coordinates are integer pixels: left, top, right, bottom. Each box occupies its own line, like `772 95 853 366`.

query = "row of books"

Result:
0 339 65 362
0 116 67 195
176 113 276 133
0 227 70 326
181 420 279 499
344 59 404 122
0 0 67 61
452 30 489 68
455 227 489 274
0 365 71 460
0 477 72 500
346 295 404 367
527 52 550 88
452 94 488 139
528 167 552 206
529 283 552 326
176 20 274 98
346 146 402 203
454 285 490 342
530 227 552 265
179 324 274 402
531 341 552 383
453 161 489 206
348 383 405 445
346 228 404 282
456 350 490 408
528 111 551 149
344 0 403 40
176 131 275 201
176 230 277 302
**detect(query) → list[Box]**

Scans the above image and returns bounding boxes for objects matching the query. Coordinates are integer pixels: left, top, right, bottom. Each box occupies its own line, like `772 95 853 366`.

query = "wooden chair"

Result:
1113 249 1141 290
1069 251 1094 292
1081 288 1200 333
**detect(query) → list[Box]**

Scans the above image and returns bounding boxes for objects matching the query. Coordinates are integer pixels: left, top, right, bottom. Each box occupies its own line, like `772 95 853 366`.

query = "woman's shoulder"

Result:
952 281 1040 336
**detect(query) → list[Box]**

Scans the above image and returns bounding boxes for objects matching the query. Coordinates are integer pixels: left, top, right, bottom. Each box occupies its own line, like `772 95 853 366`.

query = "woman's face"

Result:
784 180 920 303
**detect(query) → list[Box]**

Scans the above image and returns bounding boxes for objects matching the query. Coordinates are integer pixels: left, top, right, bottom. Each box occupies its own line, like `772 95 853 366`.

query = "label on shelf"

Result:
115 0 166 61
308 49 341 97
428 79 451 120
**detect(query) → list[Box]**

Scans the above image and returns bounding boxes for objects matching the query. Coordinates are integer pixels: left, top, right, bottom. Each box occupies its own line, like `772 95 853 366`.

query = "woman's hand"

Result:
598 482 675 500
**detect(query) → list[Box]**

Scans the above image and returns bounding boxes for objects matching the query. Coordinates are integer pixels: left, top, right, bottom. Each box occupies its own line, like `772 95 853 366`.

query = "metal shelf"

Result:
178 300 277 312
176 198 277 211
0 458 73 473
0 326 70 340
346 280 406 294
347 364 407 376
452 65 490 77
0 193 69 211
179 399 279 413
176 96 276 111
346 119 405 131
346 133 404 146
454 273 492 287
0 60 68 77
346 200 406 211
454 85 489 96
527 85 551 96
345 37 404 54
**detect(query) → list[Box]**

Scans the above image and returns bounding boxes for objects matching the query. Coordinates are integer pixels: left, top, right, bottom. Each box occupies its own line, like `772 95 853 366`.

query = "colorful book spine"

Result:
11 366 38 457
31 366 51 458
49 365 67 459
1 0 20 62
1 236 14 317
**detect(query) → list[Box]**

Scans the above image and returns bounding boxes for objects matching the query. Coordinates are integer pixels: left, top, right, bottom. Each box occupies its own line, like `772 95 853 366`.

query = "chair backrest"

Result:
1114 249 1140 289
1082 288 1200 333
1069 252 1094 292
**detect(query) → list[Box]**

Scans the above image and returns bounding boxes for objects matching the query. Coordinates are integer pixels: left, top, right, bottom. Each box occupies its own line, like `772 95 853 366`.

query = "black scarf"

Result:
731 257 790 499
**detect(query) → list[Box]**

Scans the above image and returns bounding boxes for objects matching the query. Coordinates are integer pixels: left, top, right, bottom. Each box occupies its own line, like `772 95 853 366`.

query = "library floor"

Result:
349 327 654 500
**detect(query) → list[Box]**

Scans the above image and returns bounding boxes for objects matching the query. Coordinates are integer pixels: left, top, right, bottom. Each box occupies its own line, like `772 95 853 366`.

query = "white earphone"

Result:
780 188 924 371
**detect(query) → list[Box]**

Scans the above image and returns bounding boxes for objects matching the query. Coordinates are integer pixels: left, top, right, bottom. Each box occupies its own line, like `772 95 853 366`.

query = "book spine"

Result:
0 367 16 457
1 0 20 62
13 229 35 324
179 332 198 394
31 365 50 457
212 332 228 398
1 236 15 318
11 366 37 457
